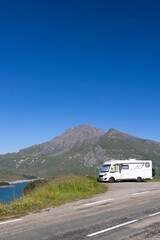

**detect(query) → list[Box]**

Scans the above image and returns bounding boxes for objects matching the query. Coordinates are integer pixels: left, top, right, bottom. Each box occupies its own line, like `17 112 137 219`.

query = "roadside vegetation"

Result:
0 175 107 220
144 178 160 182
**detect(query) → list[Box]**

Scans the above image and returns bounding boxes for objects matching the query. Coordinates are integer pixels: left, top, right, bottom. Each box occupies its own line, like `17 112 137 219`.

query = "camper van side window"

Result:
115 165 120 172
122 165 129 170
145 162 150 167
110 165 116 172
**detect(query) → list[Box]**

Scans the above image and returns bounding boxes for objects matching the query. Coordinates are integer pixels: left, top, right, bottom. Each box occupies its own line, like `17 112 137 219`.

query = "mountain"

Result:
20 124 105 155
0 124 160 179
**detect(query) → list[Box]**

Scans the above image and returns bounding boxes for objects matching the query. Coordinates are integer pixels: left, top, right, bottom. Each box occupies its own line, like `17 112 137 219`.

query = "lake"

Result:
0 181 29 205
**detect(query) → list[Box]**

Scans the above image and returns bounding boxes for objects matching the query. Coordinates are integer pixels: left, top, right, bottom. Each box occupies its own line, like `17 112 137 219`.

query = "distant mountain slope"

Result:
0 169 36 182
0 124 160 179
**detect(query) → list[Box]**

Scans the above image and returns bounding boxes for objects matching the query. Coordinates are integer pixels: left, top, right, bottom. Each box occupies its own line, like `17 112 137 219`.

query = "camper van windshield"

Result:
101 164 110 172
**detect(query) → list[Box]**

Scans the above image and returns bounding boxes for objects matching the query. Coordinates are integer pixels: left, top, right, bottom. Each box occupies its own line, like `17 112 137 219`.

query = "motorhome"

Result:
98 159 154 182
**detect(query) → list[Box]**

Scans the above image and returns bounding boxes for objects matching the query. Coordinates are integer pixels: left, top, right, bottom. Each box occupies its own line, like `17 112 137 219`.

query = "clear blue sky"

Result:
0 0 160 154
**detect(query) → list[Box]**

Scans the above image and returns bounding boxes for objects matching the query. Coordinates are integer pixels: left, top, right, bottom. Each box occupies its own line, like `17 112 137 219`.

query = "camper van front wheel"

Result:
109 177 115 183
137 177 142 182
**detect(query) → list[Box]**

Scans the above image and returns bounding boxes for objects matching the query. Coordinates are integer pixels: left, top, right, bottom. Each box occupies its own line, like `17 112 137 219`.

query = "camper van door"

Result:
121 164 130 179
110 164 122 180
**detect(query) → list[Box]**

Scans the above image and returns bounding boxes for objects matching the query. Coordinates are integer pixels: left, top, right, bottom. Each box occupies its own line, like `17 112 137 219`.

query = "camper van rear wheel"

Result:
109 177 115 183
137 177 142 182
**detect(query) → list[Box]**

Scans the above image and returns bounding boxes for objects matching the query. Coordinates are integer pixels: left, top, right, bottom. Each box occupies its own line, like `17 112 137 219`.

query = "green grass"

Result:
0 175 107 220
144 178 160 182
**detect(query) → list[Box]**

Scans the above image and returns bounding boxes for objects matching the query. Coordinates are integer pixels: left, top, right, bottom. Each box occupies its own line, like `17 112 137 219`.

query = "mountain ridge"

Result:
0 124 159 179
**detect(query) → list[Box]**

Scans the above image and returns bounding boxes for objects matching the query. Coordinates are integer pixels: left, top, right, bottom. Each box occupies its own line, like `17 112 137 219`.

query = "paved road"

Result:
1 182 160 240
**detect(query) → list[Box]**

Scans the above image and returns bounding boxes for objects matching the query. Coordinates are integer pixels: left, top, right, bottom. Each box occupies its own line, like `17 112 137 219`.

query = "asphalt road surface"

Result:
1 182 160 240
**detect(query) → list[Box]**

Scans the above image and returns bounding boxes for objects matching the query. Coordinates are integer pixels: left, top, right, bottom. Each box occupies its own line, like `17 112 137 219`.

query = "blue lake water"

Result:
0 182 29 205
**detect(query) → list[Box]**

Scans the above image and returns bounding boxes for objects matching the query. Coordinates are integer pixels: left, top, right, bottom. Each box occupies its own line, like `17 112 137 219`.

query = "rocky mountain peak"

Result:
106 128 122 137
61 124 105 138
106 128 119 135
106 128 136 140
43 124 105 153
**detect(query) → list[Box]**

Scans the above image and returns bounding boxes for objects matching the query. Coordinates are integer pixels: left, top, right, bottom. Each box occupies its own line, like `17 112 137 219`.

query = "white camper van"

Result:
98 159 153 182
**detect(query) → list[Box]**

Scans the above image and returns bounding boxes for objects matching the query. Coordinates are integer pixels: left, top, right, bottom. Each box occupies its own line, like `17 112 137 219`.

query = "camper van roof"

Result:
103 159 152 165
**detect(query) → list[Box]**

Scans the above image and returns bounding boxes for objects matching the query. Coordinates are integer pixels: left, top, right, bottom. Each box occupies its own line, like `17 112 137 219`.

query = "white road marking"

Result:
84 198 114 207
87 219 138 237
149 211 160 217
0 219 23 225
132 191 149 196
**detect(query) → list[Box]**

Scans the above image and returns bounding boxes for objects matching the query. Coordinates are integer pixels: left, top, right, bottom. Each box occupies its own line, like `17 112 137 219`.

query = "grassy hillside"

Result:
0 169 37 182
0 175 107 219
99 135 160 176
